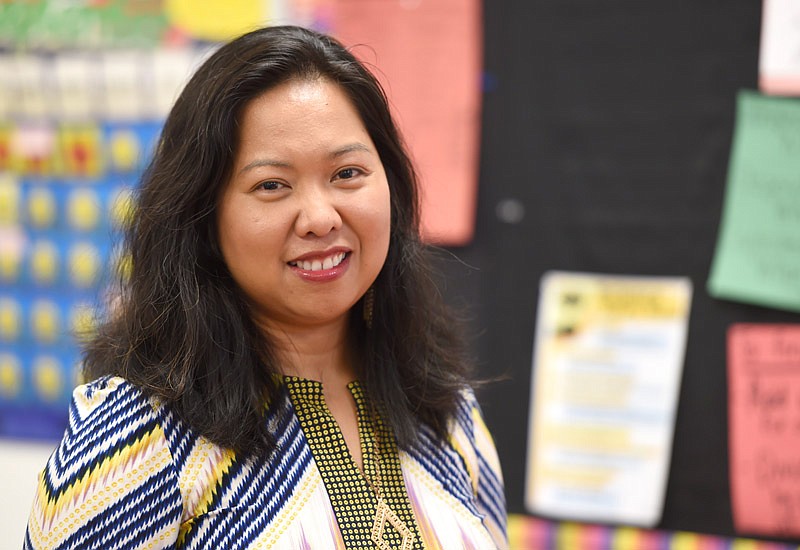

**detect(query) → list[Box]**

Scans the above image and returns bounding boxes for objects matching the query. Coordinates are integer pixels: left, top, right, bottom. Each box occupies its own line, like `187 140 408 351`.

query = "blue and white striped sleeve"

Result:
24 376 183 550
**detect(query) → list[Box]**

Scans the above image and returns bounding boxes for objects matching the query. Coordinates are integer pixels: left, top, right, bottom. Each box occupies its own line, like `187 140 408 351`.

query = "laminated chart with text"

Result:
526 271 692 526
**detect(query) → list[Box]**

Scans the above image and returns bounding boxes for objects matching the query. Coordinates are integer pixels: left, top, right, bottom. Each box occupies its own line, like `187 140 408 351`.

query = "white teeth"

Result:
293 252 346 271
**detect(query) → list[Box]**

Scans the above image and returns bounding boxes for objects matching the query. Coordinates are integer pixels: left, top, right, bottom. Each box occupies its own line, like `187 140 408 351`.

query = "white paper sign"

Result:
759 0 800 96
101 51 146 121
525 271 692 526
16 56 50 119
151 48 212 119
54 54 97 120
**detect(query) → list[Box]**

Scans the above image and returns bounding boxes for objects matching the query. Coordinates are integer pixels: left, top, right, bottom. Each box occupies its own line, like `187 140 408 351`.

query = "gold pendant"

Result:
371 497 416 550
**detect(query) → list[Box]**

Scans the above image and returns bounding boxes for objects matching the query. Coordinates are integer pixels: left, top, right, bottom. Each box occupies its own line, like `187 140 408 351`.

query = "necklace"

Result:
366 413 416 550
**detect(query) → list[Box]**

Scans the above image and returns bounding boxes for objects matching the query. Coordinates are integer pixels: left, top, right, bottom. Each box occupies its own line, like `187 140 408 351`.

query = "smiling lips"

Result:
289 251 348 271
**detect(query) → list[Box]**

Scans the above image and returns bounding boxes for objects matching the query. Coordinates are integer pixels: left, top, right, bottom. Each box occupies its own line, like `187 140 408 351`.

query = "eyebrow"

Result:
331 143 372 158
239 158 291 173
238 142 373 174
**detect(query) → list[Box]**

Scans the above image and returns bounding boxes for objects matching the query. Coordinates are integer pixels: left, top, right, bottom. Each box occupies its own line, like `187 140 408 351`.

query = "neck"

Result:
259 315 355 383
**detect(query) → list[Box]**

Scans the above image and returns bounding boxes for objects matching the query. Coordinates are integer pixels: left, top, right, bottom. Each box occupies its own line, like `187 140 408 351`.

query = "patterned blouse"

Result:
24 376 507 549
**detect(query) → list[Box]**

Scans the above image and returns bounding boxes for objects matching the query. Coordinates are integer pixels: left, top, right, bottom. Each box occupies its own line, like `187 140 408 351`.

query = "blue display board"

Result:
0 120 161 440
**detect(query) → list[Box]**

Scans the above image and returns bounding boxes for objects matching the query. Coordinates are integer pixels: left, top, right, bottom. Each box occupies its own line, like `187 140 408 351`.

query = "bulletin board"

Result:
431 0 800 544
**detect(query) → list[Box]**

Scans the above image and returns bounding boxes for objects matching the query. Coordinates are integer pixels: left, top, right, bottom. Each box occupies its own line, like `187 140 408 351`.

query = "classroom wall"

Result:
0 440 56 548
2 0 798 545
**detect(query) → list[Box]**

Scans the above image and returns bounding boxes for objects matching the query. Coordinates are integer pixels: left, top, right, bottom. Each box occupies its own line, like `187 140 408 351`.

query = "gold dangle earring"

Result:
363 287 375 329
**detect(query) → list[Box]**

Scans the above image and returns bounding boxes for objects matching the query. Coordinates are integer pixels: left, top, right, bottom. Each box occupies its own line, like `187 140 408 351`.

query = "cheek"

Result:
218 206 243 256
218 204 271 271
365 187 392 254
380 199 392 256
222 218 276 263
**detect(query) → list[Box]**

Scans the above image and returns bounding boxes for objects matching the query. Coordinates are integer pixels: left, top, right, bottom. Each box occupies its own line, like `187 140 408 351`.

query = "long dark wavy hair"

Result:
84 25 473 456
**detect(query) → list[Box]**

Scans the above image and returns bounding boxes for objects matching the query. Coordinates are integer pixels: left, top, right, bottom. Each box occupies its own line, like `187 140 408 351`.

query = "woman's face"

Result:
217 78 391 333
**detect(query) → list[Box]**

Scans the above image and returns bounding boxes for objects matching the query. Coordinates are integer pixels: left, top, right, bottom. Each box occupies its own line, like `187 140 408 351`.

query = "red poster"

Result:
728 324 800 537
331 0 482 245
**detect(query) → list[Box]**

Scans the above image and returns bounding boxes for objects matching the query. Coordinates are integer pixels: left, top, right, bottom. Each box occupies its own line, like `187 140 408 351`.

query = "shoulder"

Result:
402 387 507 546
65 376 167 440
26 377 185 548
52 375 176 477
447 387 502 483
454 388 502 472
407 387 500 494
62 375 195 468
448 388 491 449
71 375 152 417
450 387 507 546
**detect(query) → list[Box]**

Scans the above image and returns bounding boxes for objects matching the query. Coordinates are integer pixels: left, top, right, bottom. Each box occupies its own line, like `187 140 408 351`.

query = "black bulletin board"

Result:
433 0 800 542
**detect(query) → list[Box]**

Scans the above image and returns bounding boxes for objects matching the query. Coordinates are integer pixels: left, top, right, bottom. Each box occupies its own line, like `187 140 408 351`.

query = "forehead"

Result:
236 78 369 142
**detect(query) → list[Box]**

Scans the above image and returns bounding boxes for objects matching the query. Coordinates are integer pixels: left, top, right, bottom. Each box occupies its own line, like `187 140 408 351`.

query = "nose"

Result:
294 187 342 237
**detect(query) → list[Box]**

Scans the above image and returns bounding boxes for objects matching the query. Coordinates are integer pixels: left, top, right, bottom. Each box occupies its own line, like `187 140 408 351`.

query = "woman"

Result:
25 26 506 550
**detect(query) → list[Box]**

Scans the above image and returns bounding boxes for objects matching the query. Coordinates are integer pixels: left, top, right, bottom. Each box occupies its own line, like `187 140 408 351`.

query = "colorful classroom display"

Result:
0 120 160 440
0 0 482 245
507 515 800 550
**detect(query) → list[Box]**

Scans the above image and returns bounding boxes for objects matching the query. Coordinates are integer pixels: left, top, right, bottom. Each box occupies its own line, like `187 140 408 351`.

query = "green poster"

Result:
708 90 800 312
0 0 169 49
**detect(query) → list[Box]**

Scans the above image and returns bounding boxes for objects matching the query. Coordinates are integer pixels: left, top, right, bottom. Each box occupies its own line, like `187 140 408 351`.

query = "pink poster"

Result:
728 324 800 537
331 0 482 245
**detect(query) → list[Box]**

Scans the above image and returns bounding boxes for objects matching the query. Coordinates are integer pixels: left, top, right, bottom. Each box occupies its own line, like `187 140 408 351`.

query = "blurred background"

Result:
2 0 800 548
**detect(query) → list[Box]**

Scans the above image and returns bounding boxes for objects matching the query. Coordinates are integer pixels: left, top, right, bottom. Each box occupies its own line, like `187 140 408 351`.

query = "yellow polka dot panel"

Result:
20 183 140 237
0 297 22 342
0 353 22 398
68 241 102 288
26 186 58 229
0 293 100 346
0 227 25 283
0 348 81 407
109 186 136 230
32 354 64 401
30 299 62 343
66 188 102 231
0 174 21 225
109 130 141 172
29 239 60 286
1 120 161 439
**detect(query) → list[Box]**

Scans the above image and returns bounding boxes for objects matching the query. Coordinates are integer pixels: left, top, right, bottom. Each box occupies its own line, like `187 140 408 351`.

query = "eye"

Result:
333 167 365 181
254 180 287 192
